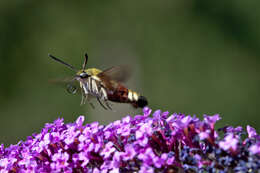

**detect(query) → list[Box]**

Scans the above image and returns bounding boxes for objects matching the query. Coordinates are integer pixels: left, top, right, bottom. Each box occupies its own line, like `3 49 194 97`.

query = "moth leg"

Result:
97 97 107 110
83 95 88 104
88 102 95 109
80 86 85 105
81 92 89 106
80 93 85 105
86 95 95 109
104 100 113 110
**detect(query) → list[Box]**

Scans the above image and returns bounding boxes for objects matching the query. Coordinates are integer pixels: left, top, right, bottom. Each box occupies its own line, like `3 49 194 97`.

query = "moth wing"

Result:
99 65 131 83
49 77 80 95
97 65 131 91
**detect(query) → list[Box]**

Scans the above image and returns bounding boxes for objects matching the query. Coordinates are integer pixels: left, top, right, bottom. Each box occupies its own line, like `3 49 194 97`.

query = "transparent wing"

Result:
97 65 131 91
98 65 131 83
49 77 80 95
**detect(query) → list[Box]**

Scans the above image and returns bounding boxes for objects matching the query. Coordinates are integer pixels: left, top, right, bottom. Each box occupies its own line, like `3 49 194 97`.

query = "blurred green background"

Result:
0 1 259 145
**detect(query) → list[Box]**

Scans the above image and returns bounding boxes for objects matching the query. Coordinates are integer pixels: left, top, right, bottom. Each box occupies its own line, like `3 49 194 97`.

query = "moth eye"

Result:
80 72 89 78
66 84 77 94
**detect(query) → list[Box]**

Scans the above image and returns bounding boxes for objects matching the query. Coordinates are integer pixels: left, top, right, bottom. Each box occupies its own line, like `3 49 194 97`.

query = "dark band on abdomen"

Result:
107 84 148 108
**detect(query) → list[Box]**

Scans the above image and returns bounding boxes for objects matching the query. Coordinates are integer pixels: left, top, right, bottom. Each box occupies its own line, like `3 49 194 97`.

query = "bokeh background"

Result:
1 1 259 145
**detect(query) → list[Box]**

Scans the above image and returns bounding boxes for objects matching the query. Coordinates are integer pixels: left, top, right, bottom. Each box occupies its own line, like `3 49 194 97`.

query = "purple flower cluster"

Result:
0 107 259 172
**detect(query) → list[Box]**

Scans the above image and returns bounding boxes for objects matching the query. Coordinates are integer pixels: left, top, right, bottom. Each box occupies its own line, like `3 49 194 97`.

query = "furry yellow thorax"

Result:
77 68 102 76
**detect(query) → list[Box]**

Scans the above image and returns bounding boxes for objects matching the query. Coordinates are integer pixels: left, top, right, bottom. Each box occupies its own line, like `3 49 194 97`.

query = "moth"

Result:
49 53 148 110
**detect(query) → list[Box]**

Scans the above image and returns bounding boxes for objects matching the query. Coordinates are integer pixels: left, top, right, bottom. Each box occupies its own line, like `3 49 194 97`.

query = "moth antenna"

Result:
49 54 78 72
82 53 88 71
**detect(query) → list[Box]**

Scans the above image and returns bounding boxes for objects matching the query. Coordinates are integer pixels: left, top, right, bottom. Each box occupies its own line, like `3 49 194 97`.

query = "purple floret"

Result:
0 107 259 172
